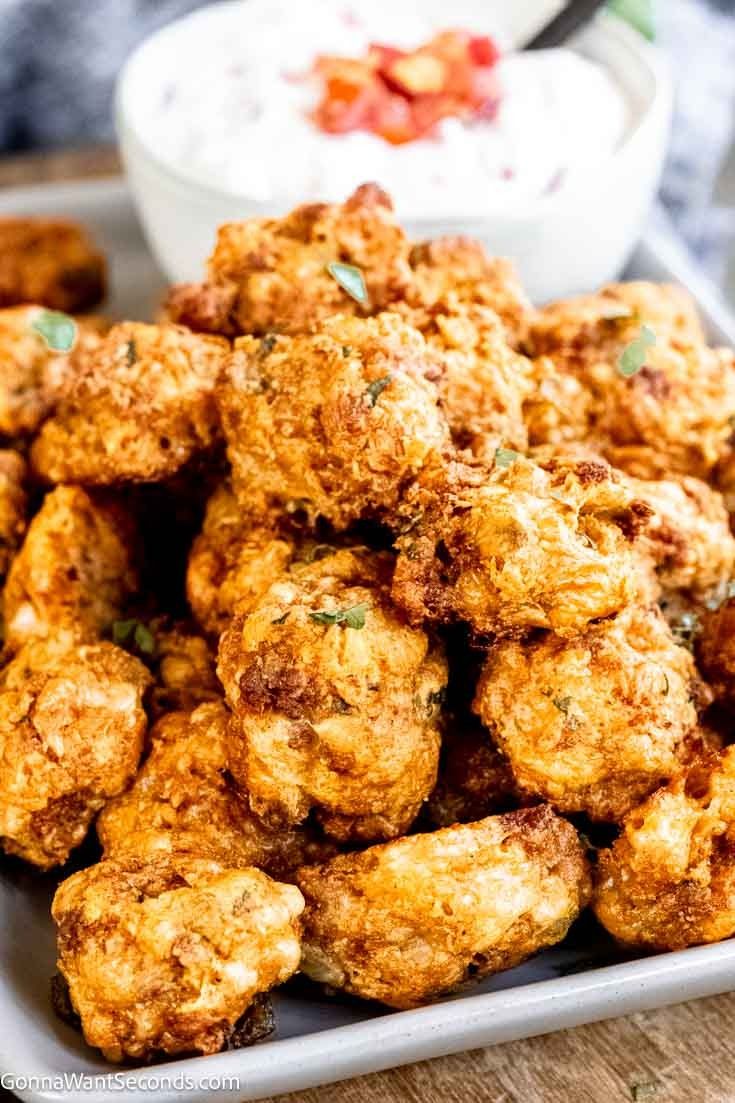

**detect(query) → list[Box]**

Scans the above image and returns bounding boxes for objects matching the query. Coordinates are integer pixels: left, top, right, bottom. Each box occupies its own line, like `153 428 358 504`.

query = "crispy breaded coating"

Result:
187 483 298 635
0 449 26 582
30 322 228 485
392 455 646 638
405 237 532 346
632 473 735 600
166 183 412 337
697 596 735 708
0 306 105 437
425 716 524 829
98 702 334 877
219 313 449 529
0 217 106 312
3 486 138 650
297 805 589 1008
218 549 447 841
474 604 708 821
52 854 303 1061
526 284 735 479
0 638 151 868
396 296 534 458
148 621 221 718
593 747 735 949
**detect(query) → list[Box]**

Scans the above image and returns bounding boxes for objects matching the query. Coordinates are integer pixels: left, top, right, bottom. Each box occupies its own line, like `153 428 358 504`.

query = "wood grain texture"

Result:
1 145 734 1103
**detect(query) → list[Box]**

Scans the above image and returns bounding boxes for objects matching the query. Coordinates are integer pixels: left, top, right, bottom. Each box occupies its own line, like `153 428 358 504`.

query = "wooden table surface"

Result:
2 145 735 1103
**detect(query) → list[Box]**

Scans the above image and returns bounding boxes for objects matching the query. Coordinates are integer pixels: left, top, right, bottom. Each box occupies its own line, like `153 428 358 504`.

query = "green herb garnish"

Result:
259 334 277 357
112 618 155 655
327 262 368 304
342 346 352 358
272 611 290 625
125 339 137 367
309 603 368 629
494 448 521 469
617 324 656 377
31 309 77 353
366 375 392 407
609 0 655 41
552 695 573 715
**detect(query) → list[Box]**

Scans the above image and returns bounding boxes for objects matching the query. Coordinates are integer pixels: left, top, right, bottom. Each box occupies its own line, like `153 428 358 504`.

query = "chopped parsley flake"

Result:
327 261 368 304
112 618 155 655
494 447 521 468
552 695 573 715
309 603 368 629
366 375 392 406
125 339 137 367
259 334 277 357
617 324 656 377
31 309 77 353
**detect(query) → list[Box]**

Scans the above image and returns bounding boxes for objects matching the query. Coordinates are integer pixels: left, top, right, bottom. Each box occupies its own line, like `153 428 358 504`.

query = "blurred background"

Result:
0 0 734 297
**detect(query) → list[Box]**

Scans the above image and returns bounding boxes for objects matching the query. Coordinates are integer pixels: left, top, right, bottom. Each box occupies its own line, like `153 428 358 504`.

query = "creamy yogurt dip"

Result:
129 0 630 218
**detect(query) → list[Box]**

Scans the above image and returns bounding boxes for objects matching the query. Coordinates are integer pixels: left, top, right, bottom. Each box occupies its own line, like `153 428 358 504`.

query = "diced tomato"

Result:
468 35 501 67
310 27 503 143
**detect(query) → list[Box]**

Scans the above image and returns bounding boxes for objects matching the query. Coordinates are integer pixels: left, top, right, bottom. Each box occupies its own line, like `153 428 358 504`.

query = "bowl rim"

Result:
115 2 672 223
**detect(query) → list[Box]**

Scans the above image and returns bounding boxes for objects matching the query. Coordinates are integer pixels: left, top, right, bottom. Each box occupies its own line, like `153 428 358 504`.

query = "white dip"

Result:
127 0 630 217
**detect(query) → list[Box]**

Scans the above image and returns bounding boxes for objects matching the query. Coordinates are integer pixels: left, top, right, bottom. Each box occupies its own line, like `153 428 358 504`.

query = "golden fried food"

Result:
474 604 708 821
219 313 448 529
30 322 228 484
631 473 735 600
0 217 106 312
52 854 303 1061
396 296 534 459
218 549 447 841
297 805 589 1008
0 449 26 582
526 284 735 479
0 306 105 437
148 621 221 718
3 485 138 650
186 483 298 635
405 237 532 346
697 596 735 708
98 702 334 877
0 638 151 868
166 183 412 337
392 454 646 637
593 747 735 950
425 716 524 828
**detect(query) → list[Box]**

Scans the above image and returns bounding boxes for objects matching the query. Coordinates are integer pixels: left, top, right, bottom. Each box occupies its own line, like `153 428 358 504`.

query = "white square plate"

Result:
1 180 734 1103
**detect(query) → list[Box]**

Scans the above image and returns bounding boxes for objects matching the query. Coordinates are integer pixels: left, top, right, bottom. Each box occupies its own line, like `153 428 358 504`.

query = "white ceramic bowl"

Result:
115 3 672 303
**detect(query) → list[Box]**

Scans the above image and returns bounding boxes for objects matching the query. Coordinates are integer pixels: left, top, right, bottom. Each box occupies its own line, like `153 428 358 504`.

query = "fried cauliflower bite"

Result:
405 237 532 347
148 621 221 718
165 183 412 337
425 716 524 829
474 604 709 822
3 485 138 650
697 596 735 709
396 296 534 459
218 549 447 842
297 805 589 1009
219 313 449 530
593 747 735 950
187 482 299 636
0 449 26 582
0 217 106 312
0 306 105 438
392 455 647 638
52 854 303 1062
30 322 229 485
631 474 735 601
98 702 334 877
525 284 735 479
0 638 151 868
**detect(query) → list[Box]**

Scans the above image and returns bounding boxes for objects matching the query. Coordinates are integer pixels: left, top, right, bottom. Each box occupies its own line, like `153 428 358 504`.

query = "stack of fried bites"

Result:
2 184 735 1064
